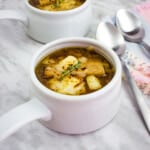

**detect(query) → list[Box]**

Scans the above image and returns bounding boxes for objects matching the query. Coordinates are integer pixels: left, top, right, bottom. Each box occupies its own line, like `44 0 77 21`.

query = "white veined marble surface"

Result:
0 0 150 150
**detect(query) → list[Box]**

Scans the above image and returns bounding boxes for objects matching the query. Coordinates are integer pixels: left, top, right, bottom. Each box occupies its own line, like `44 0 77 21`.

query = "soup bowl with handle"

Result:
0 37 122 141
0 0 92 43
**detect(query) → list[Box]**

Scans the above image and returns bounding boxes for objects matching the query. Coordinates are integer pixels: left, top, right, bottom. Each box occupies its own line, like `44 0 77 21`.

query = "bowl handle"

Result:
0 98 52 141
0 10 28 26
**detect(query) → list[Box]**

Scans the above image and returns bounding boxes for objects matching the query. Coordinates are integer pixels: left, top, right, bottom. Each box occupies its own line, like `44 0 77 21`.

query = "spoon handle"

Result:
121 59 150 132
140 41 150 58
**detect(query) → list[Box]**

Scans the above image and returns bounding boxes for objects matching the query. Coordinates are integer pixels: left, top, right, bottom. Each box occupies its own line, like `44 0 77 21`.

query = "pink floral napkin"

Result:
129 1 150 95
135 0 150 25
129 55 150 95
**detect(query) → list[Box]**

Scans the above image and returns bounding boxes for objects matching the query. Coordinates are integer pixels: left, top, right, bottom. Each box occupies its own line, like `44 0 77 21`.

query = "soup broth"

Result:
29 0 85 11
35 47 115 95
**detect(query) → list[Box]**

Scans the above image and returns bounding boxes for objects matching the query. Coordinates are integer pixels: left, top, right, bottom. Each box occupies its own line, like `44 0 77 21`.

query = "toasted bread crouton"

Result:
86 75 102 90
48 76 86 95
56 56 78 72
84 60 105 76
44 66 61 78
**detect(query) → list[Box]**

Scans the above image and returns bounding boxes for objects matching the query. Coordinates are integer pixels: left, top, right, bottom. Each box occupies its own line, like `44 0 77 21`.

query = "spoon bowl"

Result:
116 9 145 42
116 9 141 33
96 22 126 56
116 9 150 57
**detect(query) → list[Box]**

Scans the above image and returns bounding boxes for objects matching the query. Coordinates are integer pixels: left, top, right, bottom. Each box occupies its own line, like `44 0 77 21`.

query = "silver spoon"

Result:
116 9 150 58
96 22 150 132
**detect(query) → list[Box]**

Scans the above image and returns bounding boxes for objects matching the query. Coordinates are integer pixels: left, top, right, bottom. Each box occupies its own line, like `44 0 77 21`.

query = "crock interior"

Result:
25 0 89 15
30 38 121 101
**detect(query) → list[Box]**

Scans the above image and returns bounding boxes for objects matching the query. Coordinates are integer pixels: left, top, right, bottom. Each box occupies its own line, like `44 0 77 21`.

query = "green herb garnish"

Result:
60 61 81 80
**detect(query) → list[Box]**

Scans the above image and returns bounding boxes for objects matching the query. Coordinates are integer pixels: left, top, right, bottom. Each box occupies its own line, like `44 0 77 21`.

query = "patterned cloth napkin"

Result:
126 51 150 95
135 0 150 25
126 1 150 95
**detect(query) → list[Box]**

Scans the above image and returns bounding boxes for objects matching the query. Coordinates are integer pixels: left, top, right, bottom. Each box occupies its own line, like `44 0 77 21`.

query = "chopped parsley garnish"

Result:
60 61 81 80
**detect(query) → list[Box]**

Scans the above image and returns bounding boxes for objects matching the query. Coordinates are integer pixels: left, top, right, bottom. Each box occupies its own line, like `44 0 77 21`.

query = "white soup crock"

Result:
0 0 92 43
0 37 122 141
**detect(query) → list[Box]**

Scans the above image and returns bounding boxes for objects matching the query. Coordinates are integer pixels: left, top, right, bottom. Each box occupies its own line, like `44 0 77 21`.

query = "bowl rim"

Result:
25 0 90 16
30 37 122 102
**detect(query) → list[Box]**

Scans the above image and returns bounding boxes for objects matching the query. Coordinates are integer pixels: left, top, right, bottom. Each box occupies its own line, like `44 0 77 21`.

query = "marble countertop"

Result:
0 0 150 149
